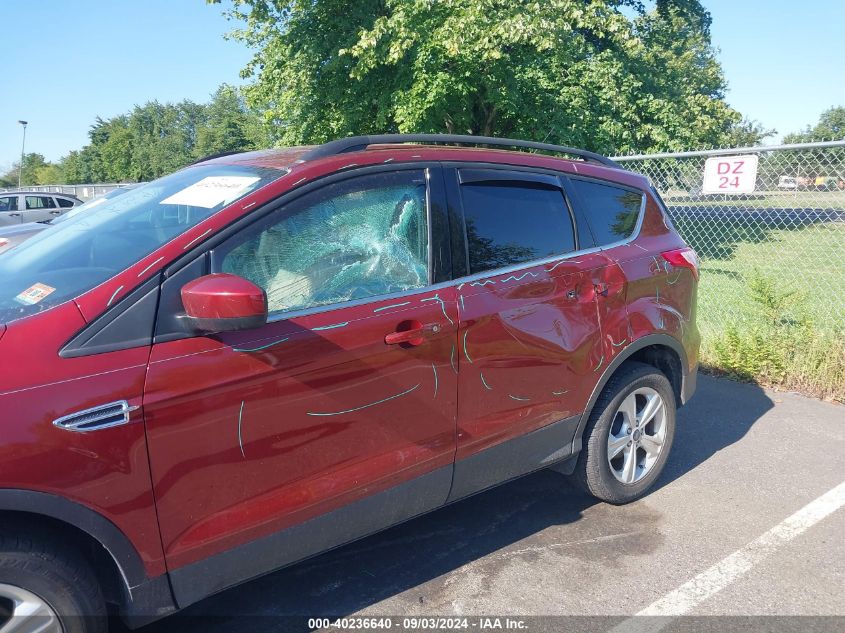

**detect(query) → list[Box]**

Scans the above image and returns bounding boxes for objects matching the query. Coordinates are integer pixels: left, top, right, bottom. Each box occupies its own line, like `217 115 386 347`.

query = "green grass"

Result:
673 217 845 401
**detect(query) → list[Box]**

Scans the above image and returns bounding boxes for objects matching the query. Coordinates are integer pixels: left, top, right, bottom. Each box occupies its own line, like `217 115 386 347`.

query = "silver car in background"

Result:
0 187 134 254
0 191 83 226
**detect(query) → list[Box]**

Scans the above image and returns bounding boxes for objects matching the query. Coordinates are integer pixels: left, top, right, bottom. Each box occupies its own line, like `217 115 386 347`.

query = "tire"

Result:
572 361 676 504
0 526 107 633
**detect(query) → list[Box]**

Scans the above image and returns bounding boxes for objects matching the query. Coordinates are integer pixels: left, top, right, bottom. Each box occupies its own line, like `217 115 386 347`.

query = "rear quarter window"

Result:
570 179 643 246
459 181 575 274
56 197 75 208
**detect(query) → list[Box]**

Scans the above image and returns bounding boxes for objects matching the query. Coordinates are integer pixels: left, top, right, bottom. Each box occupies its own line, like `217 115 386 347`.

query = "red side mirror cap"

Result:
181 273 268 333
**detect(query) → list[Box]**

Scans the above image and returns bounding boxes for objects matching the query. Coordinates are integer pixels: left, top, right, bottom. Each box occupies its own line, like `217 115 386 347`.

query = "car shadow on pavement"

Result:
127 375 773 633
654 374 774 490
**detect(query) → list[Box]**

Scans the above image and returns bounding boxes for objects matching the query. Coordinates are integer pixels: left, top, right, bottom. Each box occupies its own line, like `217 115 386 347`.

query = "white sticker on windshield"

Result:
159 176 261 209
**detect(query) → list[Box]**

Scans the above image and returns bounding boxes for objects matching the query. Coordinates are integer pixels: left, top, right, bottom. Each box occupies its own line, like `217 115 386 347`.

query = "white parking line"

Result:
612 479 845 633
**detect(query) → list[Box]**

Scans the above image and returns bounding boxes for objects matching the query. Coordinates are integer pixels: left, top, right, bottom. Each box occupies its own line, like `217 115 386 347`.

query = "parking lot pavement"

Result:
132 375 845 632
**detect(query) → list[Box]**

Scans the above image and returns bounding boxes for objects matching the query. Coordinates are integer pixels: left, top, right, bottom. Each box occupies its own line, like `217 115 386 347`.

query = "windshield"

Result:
0 164 282 324
49 187 134 226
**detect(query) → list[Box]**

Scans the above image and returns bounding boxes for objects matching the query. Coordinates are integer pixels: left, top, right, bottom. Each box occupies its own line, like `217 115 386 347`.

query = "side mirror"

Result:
181 273 268 333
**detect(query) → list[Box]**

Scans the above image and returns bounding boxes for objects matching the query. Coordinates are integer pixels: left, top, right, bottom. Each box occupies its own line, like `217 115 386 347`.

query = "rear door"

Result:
445 166 605 499
22 195 60 223
143 166 460 604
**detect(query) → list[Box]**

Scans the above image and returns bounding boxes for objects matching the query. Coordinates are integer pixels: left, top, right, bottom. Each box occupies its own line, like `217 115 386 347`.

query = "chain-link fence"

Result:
615 140 845 399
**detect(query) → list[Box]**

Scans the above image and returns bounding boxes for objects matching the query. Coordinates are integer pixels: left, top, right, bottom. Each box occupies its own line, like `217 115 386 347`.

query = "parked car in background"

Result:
0 187 135 254
0 135 698 632
0 191 82 226
777 176 798 190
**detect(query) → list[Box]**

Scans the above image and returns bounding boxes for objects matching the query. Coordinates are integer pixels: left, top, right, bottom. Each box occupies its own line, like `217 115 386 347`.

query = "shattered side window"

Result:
221 170 430 314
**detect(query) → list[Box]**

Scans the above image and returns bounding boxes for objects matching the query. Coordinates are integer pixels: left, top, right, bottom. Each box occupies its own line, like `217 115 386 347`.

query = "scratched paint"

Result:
291 177 307 186
373 301 411 313
508 394 530 402
233 337 290 353
183 228 213 250
137 257 164 278
431 363 438 398
480 372 493 391
459 295 465 311
593 354 605 372
306 384 420 417
106 285 124 307
552 389 568 396
610 337 628 348
546 259 582 272
237 400 246 458
312 321 349 331
462 329 473 363
500 271 539 283
450 344 458 374
420 294 454 326
469 279 496 287
667 271 682 285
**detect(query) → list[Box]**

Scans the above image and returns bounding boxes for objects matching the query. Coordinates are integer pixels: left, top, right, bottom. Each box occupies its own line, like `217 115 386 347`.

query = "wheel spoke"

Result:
621 444 637 483
618 393 637 425
0 586 61 633
608 433 628 460
639 433 663 456
638 393 663 428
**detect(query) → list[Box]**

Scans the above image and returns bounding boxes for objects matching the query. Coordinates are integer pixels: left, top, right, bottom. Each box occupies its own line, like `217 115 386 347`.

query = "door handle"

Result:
9 213 20 217
50 210 62 215
385 322 441 346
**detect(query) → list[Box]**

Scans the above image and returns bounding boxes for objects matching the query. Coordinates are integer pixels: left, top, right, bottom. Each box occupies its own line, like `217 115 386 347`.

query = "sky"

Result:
1 0 843 171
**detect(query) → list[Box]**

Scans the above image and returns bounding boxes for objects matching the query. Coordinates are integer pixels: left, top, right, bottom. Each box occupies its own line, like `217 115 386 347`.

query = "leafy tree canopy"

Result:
215 0 742 153
784 106 845 143
4 84 272 185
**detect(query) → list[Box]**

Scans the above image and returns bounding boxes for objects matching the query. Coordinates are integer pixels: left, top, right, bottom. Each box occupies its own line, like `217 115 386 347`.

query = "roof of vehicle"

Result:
0 191 82 200
198 138 649 191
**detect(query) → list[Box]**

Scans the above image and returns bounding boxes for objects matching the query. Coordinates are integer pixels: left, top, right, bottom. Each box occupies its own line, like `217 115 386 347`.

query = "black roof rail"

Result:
299 134 622 169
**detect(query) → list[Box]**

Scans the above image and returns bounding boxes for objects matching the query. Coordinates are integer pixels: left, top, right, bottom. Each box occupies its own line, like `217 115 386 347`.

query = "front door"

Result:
143 167 459 605
0 195 22 226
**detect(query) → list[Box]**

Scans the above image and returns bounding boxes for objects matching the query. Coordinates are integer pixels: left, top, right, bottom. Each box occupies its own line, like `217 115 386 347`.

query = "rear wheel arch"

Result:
0 490 148 606
573 335 687 454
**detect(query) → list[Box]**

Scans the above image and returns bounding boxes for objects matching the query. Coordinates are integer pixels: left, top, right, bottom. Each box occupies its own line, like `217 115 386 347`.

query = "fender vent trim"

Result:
53 401 137 432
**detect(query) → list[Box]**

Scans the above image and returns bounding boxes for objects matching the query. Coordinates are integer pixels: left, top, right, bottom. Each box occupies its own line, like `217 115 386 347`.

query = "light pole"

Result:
17 120 28 188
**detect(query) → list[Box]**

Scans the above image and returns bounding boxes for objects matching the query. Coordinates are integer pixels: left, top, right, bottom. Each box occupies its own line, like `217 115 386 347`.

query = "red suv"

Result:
0 135 698 631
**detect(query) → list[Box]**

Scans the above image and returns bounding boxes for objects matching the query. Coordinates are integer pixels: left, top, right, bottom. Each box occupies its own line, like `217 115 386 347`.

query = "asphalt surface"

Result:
128 375 845 632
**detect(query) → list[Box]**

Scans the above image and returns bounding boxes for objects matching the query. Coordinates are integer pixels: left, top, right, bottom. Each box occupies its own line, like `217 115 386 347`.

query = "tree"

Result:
721 118 776 148
194 84 271 157
215 0 742 153
784 106 845 143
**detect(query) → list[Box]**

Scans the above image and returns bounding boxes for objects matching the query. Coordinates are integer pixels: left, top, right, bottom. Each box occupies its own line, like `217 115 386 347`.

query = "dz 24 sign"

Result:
702 154 759 195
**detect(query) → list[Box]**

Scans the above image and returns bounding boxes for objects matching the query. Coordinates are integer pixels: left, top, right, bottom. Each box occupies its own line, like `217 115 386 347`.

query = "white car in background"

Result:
0 187 134 254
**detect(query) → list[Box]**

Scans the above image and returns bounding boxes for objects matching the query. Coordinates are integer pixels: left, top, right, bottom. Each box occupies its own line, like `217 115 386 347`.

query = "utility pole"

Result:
18 120 28 188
